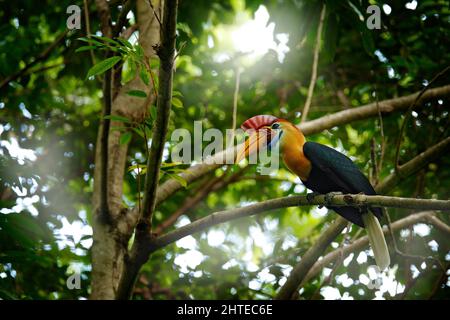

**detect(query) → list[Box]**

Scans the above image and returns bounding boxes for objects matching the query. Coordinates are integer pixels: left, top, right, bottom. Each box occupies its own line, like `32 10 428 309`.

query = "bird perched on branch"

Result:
236 115 390 270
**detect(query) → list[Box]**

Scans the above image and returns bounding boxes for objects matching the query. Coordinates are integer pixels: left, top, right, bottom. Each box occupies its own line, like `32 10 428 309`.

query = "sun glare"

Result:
233 6 289 63
215 5 289 64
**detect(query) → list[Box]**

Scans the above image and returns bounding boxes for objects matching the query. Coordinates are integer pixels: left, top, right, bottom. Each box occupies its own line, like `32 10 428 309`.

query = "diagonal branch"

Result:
301 211 438 286
376 136 450 192
0 30 68 90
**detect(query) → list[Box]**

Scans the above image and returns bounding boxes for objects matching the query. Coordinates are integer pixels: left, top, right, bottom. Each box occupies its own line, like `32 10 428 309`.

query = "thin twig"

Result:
384 209 444 270
375 88 385 179
83 0 97 66
173 41 187 62
143 54 159 99
230 67 241 143
300 4 326 123
394 65 450 171
147 0 162 27
370 138 377 185
137 164 142 214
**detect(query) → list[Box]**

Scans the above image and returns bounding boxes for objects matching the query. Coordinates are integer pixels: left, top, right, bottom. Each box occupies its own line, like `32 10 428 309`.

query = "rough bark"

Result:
116 0 178 300
90 0 160 299
148 194 450 253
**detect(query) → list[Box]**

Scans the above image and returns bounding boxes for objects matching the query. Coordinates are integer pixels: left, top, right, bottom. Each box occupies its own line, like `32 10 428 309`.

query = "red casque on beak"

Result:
235 115 278 163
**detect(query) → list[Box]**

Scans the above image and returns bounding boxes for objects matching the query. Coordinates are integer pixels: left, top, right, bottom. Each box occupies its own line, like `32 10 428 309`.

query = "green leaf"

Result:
87 56 121 78
140 68 150 85
167 173 187 188
149 107 157 120
78 37 103 46
322 13 339 62
91 35 121 46
161 162 183 168
127 90 147 98
120 132 132 145
111 126 127 132
171 97 183 109
117 37 133 49
149 57 160 69
132 127 145 139
128 164 147 174
172 90 183 97
75 45 97 53
104 115 132 123
135 44 144 58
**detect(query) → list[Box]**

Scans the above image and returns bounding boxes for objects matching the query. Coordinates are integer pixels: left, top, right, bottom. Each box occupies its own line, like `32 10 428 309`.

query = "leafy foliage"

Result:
0 0 449 300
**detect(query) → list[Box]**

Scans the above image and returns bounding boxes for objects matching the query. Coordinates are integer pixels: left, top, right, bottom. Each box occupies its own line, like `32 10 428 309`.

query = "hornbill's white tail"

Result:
362 212 390 270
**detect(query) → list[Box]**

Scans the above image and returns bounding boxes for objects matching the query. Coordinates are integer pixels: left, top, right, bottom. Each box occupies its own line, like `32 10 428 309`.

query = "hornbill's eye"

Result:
271 122 280 129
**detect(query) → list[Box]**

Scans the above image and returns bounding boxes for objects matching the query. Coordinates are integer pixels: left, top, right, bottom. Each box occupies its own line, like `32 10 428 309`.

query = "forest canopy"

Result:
0 0 449 300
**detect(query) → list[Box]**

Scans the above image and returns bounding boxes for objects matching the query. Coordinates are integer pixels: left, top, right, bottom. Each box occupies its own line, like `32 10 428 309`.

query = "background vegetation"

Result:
0 0 449 300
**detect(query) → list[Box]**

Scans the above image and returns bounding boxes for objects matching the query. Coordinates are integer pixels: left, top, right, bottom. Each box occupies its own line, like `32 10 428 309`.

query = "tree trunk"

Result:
90 0 160 299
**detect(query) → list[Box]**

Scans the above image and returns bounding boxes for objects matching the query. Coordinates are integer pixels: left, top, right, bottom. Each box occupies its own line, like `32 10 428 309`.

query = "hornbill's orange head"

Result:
235 115 304 163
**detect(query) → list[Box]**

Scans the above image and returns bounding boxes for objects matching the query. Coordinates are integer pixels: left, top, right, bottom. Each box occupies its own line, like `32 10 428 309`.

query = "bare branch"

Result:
231 67 241 141
83 0 97 66
275 217 347 299
300 4 326 123
148 194 450 255
300 84 450 135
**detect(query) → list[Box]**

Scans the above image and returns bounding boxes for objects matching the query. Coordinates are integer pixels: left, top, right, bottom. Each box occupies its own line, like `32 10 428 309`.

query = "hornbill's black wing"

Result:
303 141 383 222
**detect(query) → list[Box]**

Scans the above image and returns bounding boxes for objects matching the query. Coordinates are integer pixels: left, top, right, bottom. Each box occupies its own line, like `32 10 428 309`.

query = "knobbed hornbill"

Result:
236 115 390 270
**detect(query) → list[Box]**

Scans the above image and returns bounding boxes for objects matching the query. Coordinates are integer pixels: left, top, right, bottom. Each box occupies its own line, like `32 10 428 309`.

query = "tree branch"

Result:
300 4 326 124
148 194 450 254
94 0 116 224
113 0 136 36
425 215 450 235
139 0 178 231
376 136 450 192
83 0 97 66
116 0 178 300
95 0 113 37
300 211 437 286
275 216 347 300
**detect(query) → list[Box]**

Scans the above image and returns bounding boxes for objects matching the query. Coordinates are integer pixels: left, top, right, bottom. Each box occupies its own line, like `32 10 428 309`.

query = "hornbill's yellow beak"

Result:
235 126 271 163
